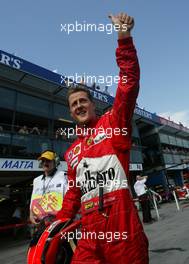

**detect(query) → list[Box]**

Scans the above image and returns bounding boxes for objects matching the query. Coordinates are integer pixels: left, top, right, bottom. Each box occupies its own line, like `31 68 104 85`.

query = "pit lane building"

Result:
0 49 189 205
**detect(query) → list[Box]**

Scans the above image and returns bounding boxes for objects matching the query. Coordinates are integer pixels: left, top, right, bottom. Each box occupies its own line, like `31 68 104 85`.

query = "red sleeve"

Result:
56 157 81 220
111 37 140 132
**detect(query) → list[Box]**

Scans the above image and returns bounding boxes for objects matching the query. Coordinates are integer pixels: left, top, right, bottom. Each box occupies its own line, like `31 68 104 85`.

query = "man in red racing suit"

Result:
57 12 149 264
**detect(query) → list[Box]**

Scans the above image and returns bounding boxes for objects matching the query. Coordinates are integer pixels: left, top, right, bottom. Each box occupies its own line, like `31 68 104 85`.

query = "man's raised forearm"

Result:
110 12 139 131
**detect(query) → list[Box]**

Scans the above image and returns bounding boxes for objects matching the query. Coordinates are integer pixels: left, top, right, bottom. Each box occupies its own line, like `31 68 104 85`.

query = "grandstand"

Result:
0 49 189 209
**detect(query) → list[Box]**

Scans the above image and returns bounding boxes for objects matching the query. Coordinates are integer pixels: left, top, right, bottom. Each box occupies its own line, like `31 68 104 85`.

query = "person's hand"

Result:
30 212 39 225
108 12 134 39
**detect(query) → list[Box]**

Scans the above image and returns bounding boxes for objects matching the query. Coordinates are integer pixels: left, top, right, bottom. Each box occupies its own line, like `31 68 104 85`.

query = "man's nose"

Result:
76 101 82 108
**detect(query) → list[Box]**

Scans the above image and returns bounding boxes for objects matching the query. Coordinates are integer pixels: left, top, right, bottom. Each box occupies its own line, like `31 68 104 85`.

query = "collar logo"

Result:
86 137 93 146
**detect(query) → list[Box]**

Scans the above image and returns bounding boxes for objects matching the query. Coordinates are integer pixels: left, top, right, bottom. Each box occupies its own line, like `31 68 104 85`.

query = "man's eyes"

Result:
72 99 88 107
80 99 88 103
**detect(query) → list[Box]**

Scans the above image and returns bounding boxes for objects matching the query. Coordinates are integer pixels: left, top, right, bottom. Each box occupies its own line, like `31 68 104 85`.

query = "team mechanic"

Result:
56 12 149 263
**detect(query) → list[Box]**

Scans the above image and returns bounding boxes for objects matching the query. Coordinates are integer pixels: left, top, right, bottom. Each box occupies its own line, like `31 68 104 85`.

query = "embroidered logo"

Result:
84 201 94 210
86 137 93 146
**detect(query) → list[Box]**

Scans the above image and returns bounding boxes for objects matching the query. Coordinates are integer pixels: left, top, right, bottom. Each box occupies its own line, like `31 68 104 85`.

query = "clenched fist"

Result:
108 12 134 39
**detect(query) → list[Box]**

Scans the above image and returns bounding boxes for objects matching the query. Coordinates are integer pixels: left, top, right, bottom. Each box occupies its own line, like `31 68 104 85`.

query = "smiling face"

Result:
68 91 96 125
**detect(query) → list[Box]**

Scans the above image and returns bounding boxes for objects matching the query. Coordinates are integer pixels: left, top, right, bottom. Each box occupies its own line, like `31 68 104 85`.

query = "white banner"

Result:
129 163 143 171
0 158 142 172
0 159 67 171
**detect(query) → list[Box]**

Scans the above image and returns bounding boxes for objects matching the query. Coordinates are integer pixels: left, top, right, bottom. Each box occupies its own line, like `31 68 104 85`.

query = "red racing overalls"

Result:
57 37 149 264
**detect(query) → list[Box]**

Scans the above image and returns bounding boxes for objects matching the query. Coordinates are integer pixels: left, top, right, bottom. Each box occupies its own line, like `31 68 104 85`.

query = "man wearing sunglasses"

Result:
30 150 67 225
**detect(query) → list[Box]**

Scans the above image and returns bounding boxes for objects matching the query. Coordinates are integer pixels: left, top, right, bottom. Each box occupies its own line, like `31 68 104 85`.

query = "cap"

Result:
38 151 55 161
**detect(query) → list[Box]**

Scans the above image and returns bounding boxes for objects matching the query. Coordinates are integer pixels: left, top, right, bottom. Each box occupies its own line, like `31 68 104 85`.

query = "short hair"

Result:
136 175 142 180
67 85 94 106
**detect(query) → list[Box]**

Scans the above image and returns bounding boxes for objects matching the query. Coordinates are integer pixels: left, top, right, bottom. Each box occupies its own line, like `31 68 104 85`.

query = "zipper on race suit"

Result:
98 185 104 212
98 185 108 218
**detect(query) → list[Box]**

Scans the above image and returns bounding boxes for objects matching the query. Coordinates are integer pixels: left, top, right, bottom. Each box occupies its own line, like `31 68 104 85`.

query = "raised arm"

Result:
109 13 140 133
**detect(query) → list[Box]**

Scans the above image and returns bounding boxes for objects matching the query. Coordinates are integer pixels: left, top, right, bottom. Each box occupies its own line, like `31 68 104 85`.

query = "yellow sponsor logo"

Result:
32 192 63 214
84 201 94 210
74 144 81 155
86 137 93 146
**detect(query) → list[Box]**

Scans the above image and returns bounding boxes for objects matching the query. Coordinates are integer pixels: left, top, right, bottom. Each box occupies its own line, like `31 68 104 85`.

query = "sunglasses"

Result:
41 159 53 164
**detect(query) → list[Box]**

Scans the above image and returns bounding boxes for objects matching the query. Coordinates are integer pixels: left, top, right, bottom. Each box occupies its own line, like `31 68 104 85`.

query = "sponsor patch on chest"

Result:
84 132 107 150
67 143 81 162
